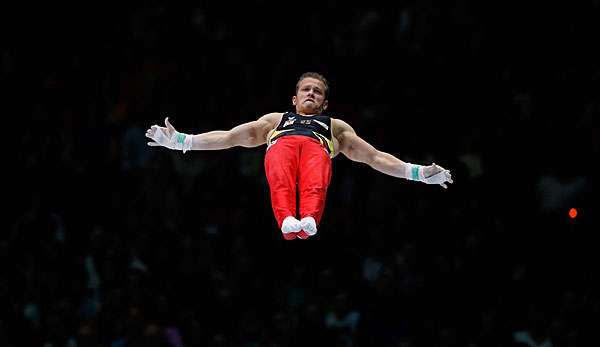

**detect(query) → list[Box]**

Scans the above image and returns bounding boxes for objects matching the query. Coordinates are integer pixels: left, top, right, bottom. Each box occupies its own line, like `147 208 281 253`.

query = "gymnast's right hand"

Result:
146 117 192 152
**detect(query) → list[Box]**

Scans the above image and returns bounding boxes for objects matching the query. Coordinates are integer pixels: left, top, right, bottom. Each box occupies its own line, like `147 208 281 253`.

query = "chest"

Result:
279 115 330 130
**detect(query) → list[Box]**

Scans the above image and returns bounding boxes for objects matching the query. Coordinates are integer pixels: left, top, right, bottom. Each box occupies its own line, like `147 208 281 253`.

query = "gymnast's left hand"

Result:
422 163 453 189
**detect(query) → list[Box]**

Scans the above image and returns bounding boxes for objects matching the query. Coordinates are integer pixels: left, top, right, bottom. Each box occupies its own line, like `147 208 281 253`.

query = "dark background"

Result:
2 1 598 346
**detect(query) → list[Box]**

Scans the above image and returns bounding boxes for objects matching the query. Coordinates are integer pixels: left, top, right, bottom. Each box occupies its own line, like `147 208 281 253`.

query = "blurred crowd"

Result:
2 1 598 346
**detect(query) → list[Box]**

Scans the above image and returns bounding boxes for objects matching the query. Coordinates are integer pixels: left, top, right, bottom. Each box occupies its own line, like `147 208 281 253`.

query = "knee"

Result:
302 186 327 195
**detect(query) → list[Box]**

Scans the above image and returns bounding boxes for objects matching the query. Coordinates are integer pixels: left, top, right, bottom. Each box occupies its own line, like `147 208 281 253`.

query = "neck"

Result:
296 108 321 116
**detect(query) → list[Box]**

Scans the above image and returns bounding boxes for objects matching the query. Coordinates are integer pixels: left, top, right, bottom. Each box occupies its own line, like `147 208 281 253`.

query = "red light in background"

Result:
569 208 577 219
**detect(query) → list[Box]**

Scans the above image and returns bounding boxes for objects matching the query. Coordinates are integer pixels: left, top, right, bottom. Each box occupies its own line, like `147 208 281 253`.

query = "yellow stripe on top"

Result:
313 132 335 158
267 129 294 146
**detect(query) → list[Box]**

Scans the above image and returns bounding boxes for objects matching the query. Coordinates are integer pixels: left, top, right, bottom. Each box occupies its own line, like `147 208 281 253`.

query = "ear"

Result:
292 96 297 106
322 99 329 111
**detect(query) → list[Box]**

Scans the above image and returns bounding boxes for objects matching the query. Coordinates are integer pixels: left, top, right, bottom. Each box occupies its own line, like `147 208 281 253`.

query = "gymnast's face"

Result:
293 77 328 115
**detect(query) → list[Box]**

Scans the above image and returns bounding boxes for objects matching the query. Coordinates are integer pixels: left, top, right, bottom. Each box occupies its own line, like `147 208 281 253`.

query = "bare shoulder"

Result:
258 112 284 127
331 117 356 139
258 112 283 141
330 118 356 157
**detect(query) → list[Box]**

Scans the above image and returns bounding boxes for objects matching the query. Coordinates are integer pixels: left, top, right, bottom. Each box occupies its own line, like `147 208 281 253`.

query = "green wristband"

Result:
411 166 420 181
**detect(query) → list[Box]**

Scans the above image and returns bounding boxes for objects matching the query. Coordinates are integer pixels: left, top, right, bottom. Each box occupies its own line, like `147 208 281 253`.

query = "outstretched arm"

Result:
333 119 453 188
146 113 281 152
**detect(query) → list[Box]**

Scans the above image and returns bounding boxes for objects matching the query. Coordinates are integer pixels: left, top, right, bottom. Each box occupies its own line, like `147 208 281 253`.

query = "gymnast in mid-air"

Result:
146 72 453 240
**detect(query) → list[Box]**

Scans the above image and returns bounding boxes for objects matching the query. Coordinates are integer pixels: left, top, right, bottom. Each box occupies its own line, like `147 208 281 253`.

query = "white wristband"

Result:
182 134 193 153
173 132 193 153
405 163 425 181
